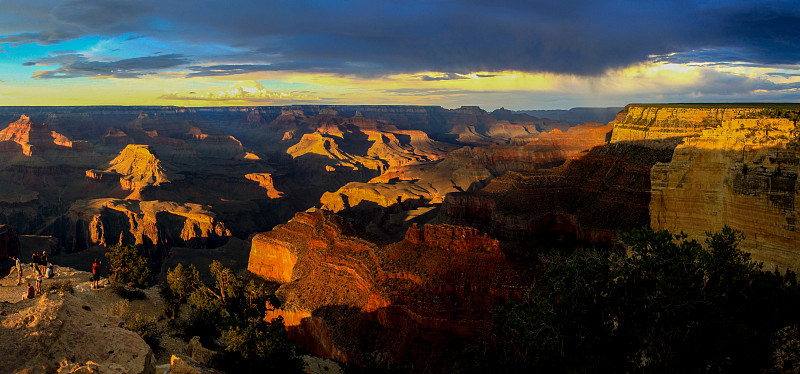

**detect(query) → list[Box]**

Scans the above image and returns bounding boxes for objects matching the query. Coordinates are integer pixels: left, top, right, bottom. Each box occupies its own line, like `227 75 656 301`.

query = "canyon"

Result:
3 104 800 371
0 105 584 254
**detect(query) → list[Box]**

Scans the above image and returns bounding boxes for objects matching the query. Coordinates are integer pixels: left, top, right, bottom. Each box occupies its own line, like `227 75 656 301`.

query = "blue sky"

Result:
0 0 798 109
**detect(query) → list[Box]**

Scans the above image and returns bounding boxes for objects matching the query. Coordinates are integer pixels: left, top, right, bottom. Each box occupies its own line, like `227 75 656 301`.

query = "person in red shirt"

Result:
92 258 102 289
23 283 35 300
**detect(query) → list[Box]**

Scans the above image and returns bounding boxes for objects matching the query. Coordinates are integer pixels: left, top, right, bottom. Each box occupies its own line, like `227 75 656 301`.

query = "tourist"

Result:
40 251 48 269
46 264 54 279
13 256 22 285
23 282 34 300
92 258 101 289
31 252 40 273
35 272 42 294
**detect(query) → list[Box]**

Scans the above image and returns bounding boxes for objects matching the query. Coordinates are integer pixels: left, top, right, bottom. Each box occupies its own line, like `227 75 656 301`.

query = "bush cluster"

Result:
162 261 302 373
458 226 800 373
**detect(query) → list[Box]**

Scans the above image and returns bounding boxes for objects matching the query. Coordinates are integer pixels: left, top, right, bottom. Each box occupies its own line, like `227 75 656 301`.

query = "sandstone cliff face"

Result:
649 114 800 269
0 292 155 374
45 199 230 251
609 104 766 145
248 209 522 369
318 142 568 240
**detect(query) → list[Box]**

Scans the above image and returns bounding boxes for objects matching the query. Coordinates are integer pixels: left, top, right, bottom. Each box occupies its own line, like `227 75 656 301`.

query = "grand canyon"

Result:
0 103 799 372
2 0 799 372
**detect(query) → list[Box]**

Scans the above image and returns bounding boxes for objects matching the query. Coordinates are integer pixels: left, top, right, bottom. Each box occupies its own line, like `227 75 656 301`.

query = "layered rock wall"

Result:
247 210 522 369
45 199 230 251
649 114 800 269
610 104 767 145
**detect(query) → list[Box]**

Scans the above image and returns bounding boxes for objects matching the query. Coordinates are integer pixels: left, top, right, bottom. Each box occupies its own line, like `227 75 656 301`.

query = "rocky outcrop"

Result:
441 143 675 249
0 115 74 156
0 115 99 167
0 224 21 259
248 209 523 370
649 113 800 270
0 292 155 374
94 144 173 192
244 173 284 199
44 199 230 252
286 123 454 174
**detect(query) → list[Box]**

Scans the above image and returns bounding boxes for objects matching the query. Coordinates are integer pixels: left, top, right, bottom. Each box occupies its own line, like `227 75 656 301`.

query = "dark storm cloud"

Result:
50 0 148 29
26 53 190 79
2 0 799 76
0 31 80 46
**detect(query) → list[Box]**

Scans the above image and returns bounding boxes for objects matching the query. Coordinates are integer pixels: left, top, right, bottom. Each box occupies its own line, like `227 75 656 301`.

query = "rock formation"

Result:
0 115 99 167
609 104 767 145
441 143 675 249
0 292 155 374
88 144 174 193
643 108 800 269
0 105 586 255
0 115 75 156
248 209 523 369
45 199 230 251
244 173 284 199
320 121 612 240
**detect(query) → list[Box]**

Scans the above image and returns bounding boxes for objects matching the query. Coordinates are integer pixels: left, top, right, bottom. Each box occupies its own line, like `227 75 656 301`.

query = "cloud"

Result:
1 0 799 78
0 31 79 46
159 82 322 103
766 72 800 78
26 53 189 79
418 73 470 81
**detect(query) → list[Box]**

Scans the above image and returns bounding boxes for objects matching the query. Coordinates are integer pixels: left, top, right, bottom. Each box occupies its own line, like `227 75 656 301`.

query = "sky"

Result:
0 0 798 110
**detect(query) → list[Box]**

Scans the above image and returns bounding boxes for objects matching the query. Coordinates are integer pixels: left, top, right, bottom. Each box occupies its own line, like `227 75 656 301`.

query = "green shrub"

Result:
105 244 152 288
165 260 302 372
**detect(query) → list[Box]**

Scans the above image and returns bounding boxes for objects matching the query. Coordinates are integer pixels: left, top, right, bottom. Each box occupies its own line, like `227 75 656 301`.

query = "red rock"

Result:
248 209 524 369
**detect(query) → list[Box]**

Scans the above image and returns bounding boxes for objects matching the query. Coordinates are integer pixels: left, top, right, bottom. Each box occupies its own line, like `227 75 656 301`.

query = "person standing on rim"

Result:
92 258 101 289
31 252 40 274
40 251 48 271
13 256 22 285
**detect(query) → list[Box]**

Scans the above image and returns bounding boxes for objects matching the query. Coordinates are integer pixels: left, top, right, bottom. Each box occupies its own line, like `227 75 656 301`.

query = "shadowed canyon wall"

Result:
248 209 524 370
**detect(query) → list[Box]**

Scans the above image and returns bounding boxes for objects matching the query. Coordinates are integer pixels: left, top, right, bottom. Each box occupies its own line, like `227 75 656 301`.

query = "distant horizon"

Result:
1 103 799 112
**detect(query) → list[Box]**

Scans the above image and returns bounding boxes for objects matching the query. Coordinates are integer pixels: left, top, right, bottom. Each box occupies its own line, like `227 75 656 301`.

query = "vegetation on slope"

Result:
161 261 302 373
457 226 800 373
